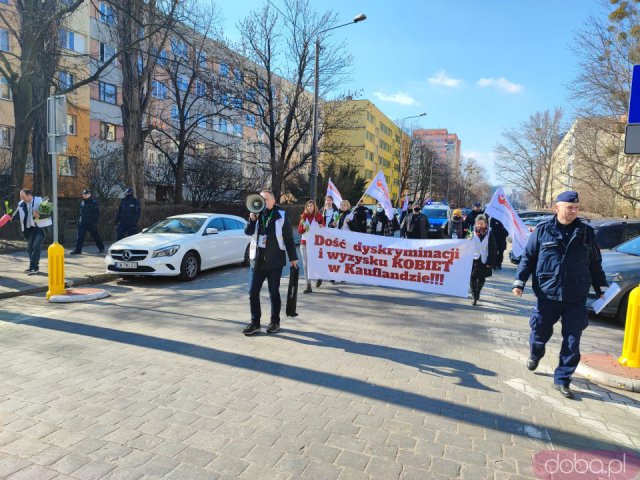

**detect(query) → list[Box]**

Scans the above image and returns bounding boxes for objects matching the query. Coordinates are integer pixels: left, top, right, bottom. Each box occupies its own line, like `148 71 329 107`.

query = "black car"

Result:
509 218 640 264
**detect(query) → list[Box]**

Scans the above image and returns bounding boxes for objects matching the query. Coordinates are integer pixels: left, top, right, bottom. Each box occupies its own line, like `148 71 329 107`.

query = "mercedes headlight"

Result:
152 245 180 258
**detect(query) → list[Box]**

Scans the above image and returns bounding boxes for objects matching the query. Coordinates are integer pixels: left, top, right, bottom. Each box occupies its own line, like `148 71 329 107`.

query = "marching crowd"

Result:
296 195 509 305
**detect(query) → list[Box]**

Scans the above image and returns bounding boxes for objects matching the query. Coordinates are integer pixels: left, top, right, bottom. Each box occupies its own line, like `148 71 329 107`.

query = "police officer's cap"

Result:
124 187 133 196
556 190 579 203
473 201 481 207
82 189 91 195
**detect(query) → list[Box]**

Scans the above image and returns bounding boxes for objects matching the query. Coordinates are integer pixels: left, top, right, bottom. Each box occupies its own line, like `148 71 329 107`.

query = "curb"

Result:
49 288 111 303
576 354 640 392
0 273 119 300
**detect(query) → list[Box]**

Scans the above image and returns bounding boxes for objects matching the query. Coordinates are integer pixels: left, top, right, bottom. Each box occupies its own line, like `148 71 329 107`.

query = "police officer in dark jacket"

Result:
70 189 105 254
116 187 141 240
513 191 607 399
243 190 298 336
489 217 509 269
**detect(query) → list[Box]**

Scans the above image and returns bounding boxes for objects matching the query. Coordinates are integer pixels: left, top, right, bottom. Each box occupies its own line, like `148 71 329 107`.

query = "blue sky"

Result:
217 0 604 182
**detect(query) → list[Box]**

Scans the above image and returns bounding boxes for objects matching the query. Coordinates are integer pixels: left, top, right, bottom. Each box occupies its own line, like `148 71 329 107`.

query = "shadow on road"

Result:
1 312 636 454
274 330 498 392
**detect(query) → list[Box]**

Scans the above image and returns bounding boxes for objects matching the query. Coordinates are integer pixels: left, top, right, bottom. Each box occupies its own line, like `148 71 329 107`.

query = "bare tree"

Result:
185 146 262 207
454 157 491 207
568 0 640 207
98 0 182 204
82 142 125 203
408 140 440 202
146 1 228 203
494 108 564 209
231 0 353 200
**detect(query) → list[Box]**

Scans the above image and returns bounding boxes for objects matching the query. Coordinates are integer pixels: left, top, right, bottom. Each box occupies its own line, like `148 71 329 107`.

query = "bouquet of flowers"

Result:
37 197 53 219
0 198 12 228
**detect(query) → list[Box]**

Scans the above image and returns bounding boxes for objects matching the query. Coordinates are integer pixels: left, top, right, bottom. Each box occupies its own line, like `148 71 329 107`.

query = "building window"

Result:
170 38 188 59
233 123 243 137
196 143 205 155
151 80 167 99
59 29 84 52
58 71 74 90
198 52 207 68
0 76 11 100
0 125 13 148
197 114 207 129
67 115 77 135
380 123 392 136
59 155 78 176
219 63 229 77
221 93 230 107
246 114 256 128
171 104 179 120
177 75 189 92
99 42 116 62
195 80 205 97
365 150 374 161
366 112 375 124
246 88 256 102
0 28 8 52
98 2 115 25
100 122 116 141
217 118 227 133
233 68 243 82
98 81 117 104
0 0 9 4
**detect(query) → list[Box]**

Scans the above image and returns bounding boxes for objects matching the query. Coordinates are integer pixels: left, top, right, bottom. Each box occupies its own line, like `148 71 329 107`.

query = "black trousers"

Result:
117 223 138 240
75 223 104 253
249 266 283 326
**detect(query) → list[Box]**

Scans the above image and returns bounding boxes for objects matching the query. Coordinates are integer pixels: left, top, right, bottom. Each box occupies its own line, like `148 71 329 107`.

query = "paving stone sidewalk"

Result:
0 262 637 480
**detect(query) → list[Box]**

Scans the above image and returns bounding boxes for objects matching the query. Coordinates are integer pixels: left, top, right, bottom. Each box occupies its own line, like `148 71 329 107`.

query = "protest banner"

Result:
305 224 474 297
485 186 530 257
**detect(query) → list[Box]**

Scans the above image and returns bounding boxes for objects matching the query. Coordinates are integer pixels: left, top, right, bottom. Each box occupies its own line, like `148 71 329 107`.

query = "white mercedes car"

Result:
105 213 250 281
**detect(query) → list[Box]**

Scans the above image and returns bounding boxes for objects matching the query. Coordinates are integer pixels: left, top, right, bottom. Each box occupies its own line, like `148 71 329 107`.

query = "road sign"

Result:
625 125 640 154
629 65 640 124
47 95 67 154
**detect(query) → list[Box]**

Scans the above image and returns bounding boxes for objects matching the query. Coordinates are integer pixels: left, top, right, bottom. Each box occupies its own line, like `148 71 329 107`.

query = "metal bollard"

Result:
618 284 640 368
46 242 66 300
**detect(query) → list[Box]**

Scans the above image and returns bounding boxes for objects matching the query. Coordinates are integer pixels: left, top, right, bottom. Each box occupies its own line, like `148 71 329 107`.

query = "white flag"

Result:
364 171 394 219
326 178 343 206
402 194 408 212
485 186 531 257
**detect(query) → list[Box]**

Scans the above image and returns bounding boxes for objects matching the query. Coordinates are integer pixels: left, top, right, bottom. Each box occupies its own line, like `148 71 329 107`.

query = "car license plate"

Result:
115 261 137 269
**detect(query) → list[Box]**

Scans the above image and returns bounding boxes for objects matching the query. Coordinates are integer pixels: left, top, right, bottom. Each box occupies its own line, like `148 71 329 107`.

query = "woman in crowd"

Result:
470 214 497 306
331 199 354 230
298 200 324 294
448 208 465 239
369 203 397 236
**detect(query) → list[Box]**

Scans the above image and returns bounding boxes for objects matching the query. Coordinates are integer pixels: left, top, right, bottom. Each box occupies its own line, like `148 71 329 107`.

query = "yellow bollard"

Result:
46 242 66 300
618 284 640 368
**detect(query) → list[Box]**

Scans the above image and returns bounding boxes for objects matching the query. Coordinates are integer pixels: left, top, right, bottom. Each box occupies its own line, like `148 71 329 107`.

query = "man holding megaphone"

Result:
243 190 298 335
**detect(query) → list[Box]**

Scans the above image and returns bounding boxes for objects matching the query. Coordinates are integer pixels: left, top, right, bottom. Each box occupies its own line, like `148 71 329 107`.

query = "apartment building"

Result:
323 99 410 202
412 128 461 175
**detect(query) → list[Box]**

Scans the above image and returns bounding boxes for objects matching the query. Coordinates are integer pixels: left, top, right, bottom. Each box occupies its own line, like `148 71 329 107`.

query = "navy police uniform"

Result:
72 190 105 254
513 191 607 389
116 188 141 240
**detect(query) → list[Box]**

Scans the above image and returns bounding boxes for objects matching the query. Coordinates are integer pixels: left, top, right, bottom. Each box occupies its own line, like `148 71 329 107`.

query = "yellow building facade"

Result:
323 99 409 203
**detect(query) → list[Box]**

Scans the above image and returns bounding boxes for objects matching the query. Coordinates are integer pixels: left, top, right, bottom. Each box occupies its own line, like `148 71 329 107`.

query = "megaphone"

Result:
246 194 265 214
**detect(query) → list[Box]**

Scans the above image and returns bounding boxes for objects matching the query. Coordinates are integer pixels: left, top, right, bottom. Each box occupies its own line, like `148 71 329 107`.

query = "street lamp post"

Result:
310 13 366 201
397 112 426 205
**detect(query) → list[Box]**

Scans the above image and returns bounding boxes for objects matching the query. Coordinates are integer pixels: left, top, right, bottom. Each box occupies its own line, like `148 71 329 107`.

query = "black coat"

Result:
78 198 100 225
370 212 398 236
471 231 498 279
351 205 369 233
490 218 509 250
464 209 483 230
401 212 429 239
116 196 141 226
244 206 298 270
448 218 465 239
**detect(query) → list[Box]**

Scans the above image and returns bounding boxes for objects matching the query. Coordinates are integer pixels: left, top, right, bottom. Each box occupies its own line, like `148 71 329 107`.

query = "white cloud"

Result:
427 70 463 88
476 77 523 94
372 91 419 106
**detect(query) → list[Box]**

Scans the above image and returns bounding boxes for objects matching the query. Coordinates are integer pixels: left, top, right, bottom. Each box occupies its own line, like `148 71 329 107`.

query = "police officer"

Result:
116 187 141 240
464 202 483 230
512 191 606 399
70 189 105 255
243 190 298 336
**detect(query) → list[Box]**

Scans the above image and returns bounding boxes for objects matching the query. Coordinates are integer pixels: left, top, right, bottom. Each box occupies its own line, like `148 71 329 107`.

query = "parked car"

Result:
517 210 552 219
105 213 250 281
587 234 640 323
509 218 640 264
